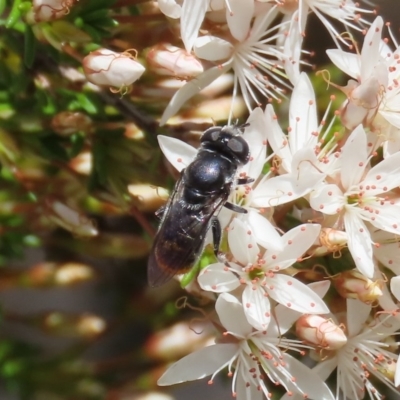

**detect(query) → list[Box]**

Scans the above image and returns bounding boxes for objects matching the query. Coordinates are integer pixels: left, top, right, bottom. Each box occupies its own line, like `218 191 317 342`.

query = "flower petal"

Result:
226 0 254 42
158 135 197 172
160 61 231 125
265 224 321 270
247 210 283 252
269 281 331 336
242 107 268 179
283 13 302 85
309 184 345 215
158 343 238 385
264 104 292 172
228 217 259 265
289 73 318 152
279 353 335 400
390 276 400 302
344 212 374 278
326 49 360 80
194 35 233 61
360 17 383 80
340 124 368 190
242 285 271 331
267 274 329 314
198 262 241 293
252 168 322 207
363 151 400 195
216 293 252 336
158 0 181 18
360 202 400 236
180 0 208 52
346 298 371 337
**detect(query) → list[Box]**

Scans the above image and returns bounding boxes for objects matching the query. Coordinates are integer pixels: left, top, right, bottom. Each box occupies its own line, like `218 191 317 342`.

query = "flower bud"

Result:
43 312 106 339
128 184 169 212
24 262 95 287
83 49 145 90
69 151 92 175
312 228 347 257
147 44 203 79
51 111 93 136
45 199 98 237
145 321 212 361
296 315 347 350
32 0 76 22
332 270 383 304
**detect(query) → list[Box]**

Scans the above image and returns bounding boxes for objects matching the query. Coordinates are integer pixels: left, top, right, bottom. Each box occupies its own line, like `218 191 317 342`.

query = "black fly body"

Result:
147 124 253 287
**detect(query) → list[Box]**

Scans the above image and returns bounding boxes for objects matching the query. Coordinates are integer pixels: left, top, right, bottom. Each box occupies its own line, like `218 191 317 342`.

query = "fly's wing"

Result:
147 177 228 287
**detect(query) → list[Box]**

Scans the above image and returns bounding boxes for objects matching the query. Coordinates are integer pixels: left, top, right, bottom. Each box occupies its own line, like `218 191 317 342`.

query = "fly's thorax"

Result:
184 151 237 192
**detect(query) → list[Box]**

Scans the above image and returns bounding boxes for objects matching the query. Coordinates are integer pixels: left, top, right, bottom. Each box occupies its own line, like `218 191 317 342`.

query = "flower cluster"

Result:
151 2 400 400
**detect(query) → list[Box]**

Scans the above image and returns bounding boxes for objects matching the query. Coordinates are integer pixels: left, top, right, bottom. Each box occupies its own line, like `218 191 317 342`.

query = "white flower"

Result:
309 124 400 278
160 4 294 123
83 49 145 89
327 17 387 133
252 73 330 208
326 15 400 154
159 293 334 400
198 222 328 331
158 0 255 53
276 0 373 48
284 299 400 400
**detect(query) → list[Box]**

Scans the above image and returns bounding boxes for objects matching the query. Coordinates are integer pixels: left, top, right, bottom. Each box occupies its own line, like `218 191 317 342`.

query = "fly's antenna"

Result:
237 122 250 133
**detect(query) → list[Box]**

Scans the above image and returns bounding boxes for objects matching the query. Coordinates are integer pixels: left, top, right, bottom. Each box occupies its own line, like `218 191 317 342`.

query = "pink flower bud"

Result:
145 321 212 361
147 44 203 79
32 0 76 22
313 228 347 256
83 49 145 90
51 111 92 136
332 270 383 304
296 315 347 350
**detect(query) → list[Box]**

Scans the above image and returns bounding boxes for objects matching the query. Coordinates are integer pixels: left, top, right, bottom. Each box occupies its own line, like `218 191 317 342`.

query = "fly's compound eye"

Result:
201 127 222 144
227 137 250 164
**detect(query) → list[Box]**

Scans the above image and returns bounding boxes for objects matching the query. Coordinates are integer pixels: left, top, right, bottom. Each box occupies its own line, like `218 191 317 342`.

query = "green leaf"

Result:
23 25 36 68
82 9 110 23
5 0 22 28
92 140 108 186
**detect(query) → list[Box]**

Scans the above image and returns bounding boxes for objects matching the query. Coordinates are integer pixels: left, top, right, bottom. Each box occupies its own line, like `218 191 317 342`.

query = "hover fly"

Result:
147 124 252 287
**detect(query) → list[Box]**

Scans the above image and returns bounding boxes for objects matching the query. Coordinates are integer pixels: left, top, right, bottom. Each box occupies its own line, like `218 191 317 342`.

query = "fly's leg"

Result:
155 205 166 219
236 177 254 185
211 216 222 259
224 202 247 214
